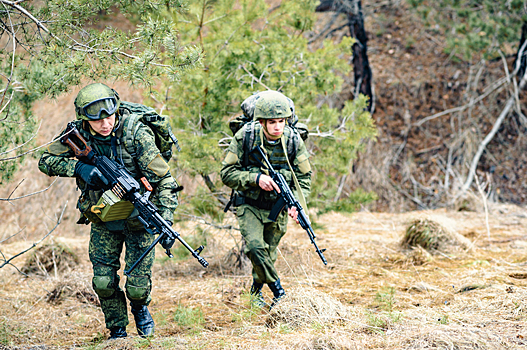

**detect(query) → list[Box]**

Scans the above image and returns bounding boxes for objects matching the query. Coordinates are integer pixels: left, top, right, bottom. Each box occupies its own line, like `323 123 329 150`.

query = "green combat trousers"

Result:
89 222 155 330
237 204 288 284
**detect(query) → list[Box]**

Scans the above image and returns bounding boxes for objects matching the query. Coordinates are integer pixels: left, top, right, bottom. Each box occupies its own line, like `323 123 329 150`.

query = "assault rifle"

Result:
251 145 327 265
60 122 209 275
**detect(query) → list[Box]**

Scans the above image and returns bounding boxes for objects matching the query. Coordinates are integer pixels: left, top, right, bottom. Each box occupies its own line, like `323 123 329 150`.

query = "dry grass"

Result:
1 208 527 349
21 241 79 276
401 217 472 253
266 286 351 329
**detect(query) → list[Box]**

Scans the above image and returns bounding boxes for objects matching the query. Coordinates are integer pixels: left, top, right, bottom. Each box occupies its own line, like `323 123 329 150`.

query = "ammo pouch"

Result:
90 190 135 222
227 191 274 211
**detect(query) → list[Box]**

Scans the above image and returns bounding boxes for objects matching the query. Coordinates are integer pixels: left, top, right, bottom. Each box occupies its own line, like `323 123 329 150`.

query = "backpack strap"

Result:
121 113 142 171
286 126 299 164
242 121 256 167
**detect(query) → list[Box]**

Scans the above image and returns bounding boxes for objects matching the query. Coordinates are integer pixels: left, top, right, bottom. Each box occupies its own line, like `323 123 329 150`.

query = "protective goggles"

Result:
81 97 118 120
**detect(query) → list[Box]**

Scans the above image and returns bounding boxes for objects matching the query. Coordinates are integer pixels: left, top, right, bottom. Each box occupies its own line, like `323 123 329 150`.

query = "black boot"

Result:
109 326 127 339
267 279 286 310
131 304 155 337
250 281 267 308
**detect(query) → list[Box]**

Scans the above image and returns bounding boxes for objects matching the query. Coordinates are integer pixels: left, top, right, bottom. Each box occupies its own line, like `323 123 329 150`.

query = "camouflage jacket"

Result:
38 111 178 225
220 122 312 204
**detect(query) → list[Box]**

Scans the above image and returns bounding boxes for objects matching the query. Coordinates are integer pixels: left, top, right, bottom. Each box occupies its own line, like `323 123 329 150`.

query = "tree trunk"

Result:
315 0 373 112
347 1 372 111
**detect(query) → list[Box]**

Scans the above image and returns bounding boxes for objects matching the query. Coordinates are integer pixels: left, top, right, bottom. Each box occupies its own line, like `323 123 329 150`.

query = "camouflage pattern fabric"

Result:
38 111 178 331
253 91 292 120
221 122 311 202
237 204 288 283
38 113 179 223
90 223 155 329
221 121 312 285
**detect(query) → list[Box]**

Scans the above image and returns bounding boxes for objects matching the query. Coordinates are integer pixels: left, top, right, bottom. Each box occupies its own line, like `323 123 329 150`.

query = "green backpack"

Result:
119 101 181 162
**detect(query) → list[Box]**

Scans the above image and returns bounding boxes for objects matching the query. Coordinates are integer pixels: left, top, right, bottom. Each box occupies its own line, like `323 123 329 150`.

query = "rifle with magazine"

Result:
251 145 328 265
60 122 209 275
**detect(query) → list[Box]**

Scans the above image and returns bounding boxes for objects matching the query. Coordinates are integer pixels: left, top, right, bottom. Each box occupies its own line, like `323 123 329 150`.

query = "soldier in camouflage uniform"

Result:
38 83 179 339
221 91 312 308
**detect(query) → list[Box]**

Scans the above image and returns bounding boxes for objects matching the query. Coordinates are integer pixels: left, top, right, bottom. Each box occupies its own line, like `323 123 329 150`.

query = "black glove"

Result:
74 162 109 189
160 221 175 250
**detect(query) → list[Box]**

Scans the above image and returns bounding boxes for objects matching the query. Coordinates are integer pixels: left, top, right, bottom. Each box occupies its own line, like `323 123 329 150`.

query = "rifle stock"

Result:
251 145 327 265
60 122 208 275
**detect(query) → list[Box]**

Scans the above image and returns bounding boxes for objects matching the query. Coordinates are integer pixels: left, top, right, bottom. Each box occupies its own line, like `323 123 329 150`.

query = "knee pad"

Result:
126 275 151 303
92 275 117 299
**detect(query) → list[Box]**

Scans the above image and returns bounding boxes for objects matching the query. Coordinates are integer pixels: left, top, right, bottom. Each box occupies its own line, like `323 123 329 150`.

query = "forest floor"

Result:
1 204 526 349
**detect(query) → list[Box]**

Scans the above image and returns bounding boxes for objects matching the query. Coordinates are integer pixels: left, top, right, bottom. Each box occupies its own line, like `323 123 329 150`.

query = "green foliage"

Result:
0 0 203 183
1 0 377 215
406 0 526 60
152 0 377 214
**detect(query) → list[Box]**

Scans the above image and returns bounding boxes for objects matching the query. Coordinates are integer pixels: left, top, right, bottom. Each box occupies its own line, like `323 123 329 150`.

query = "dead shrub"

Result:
401 217 471 254
46 272 99 306
21 242 79 276
266 287 350 329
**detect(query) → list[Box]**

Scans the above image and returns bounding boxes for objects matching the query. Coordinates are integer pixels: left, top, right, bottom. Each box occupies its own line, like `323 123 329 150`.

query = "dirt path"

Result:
1 206 526 349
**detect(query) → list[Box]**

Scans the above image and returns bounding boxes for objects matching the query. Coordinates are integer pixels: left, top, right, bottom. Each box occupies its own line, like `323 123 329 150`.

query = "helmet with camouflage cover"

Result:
74 83 120 121
254 91 293 120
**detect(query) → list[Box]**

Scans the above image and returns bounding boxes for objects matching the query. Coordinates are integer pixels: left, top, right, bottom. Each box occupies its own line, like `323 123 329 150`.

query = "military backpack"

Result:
228 91 309 166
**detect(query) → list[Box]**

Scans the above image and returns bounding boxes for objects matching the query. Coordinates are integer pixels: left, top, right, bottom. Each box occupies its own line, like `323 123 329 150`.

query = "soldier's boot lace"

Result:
109 326 127 339
268 278 286 310
131 304 155 337
250 281 267 308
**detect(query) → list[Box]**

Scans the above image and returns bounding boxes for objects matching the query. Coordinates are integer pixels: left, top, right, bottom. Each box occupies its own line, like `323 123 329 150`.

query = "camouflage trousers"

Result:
89 222 155 330
236 204 288 284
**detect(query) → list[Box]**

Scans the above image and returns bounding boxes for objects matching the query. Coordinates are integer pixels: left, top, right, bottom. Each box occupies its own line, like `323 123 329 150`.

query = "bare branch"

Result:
0 120 41 156
179 213 240 231
0 129 72 162
0 176 58 202
239 64 271 91
460 63 527 194
0 0 61 42
0 202 67 272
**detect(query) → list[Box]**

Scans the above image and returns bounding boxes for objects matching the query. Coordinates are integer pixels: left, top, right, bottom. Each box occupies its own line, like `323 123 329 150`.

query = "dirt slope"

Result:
1 205 526 349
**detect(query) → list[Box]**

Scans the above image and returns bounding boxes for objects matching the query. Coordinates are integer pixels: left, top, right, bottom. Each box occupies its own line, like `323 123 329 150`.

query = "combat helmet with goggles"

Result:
74 83 120 121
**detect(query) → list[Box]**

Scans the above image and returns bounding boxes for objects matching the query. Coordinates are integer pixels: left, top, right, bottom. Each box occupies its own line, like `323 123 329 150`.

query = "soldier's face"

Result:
260 118 286 141
88 115 116 137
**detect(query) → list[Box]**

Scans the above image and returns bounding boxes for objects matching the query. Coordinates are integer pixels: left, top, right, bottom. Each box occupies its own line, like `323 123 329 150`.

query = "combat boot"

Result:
109 326 127 339
131 304 155 337
268 278 286 310
250 281 267 308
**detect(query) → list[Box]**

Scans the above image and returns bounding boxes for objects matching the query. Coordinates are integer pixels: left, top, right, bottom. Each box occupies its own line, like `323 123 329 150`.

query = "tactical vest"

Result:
75 111 154 224
241 121 301 169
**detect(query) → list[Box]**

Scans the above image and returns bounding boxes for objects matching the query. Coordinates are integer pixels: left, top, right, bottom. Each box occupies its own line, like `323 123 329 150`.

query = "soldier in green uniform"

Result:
221 91 312 308
38 83 179 339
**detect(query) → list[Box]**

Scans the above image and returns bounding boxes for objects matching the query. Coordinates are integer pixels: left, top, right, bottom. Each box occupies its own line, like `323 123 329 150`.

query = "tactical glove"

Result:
160 221 175 250
74 162 109 189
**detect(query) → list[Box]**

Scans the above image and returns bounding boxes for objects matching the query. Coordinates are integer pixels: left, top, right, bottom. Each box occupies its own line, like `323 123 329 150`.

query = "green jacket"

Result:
220 122 312 204
38 112 178 225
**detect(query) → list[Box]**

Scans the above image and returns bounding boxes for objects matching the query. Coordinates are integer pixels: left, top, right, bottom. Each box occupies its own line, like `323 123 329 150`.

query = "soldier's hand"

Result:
74 162 109 188
288 207 299 223
257 174 280 193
